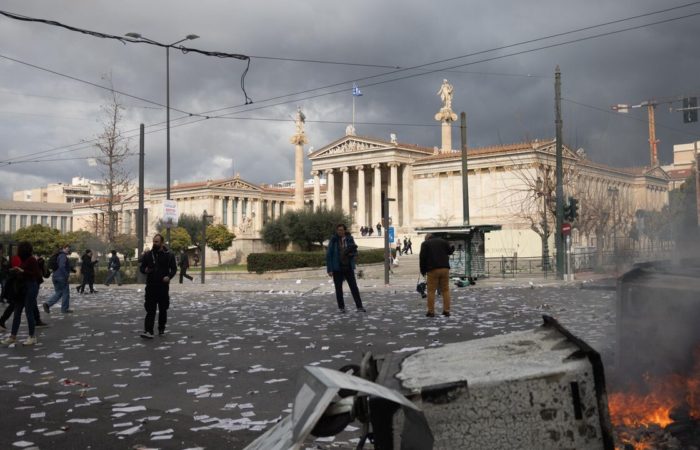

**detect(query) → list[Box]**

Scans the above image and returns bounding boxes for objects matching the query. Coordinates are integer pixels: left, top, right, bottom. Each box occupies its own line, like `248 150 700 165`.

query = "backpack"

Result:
48 252 60 272
2 272 26 303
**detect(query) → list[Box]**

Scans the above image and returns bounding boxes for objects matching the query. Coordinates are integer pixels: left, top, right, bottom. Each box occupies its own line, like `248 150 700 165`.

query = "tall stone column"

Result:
236 197 243 230
372 163 382 226
355 165 365 228
434 79 458 153
341 167 350 213
402 164 412 227
326 169 335 210
290 107 308 210
388 163 399 227
311 170 321 210
254 199 263 233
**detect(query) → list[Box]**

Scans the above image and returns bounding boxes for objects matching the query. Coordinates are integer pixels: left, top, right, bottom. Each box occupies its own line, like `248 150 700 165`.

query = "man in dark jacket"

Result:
43 244 73 313
139 234 177 339
104 250 122 286
326 224 365 313
178 250 193 283
78 249 98 294
419 234 455 317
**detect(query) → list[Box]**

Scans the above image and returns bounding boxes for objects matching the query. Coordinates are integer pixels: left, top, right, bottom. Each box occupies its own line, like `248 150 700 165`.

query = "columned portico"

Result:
355 165 366 228
372 163 382 226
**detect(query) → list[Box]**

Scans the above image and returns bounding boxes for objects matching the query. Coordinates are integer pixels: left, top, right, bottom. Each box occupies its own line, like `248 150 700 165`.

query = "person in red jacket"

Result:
1 241 41 346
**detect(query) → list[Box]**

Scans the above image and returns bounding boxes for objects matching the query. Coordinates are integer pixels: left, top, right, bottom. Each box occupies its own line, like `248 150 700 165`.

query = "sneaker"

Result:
23 336 37 346
75 286 81 293
140 331 154 339
442 311 451 317
90 290 98 294
338 308 346 314
1 336 16 345
356 307 366 312
35 321 49 328
43 303 50 314
0 322 6 331
61 309 74 314
425 312 435 318
158 330 165 337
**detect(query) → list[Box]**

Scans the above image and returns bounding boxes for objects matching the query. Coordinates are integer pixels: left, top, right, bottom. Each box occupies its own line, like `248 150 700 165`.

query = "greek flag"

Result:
352 83 363 97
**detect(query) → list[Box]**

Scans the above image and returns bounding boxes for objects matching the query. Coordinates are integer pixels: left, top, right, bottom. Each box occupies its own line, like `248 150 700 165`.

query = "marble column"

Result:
311 170 321 210
236 197 243 230
326 169 335 210
254 199 263 233
372 163 382 226
355 165 365 228
402 164 412 227
389 163 399 227
341 167 350 213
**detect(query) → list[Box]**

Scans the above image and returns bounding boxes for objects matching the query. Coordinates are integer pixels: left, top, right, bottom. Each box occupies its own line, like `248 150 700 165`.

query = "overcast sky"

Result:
1 0 699 199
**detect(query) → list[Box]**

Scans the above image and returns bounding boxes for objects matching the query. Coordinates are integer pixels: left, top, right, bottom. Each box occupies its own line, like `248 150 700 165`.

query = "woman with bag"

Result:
1 241 41 346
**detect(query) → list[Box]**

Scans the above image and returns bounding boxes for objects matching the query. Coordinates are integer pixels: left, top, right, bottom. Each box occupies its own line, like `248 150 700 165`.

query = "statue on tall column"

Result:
437 79 454 110
290 106 309 145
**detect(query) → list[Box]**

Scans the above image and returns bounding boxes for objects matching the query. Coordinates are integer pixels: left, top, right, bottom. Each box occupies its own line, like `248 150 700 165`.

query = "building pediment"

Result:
212 177 263 192
310 136 393 159
643 166 670 180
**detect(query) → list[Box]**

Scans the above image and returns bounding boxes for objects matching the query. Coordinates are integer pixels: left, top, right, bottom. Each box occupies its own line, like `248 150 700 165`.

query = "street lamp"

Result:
125 32 199 245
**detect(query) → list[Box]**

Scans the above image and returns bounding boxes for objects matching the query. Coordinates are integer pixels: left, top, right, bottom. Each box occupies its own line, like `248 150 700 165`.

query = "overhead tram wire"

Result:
3 5 700 164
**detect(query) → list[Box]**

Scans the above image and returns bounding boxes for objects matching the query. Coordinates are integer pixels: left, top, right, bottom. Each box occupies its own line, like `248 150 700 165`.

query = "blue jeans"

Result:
11 280 37 336
45 278 70 312
104 269 122 285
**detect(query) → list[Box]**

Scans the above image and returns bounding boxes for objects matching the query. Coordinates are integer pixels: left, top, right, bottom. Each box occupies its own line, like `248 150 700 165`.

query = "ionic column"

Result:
254 199 263 233
372 163 382 226
388 162 399 225
355 165 365 228
326 169 335 209
236 197 243 230
312 170 321 210
402 164 412 227
341 167 350 213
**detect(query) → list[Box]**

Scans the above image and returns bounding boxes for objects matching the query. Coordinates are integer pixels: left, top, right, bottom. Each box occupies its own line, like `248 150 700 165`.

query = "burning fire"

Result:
609 347 700 449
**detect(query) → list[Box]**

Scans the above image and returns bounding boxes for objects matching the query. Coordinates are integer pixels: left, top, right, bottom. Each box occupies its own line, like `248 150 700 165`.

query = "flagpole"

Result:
352 95 355 130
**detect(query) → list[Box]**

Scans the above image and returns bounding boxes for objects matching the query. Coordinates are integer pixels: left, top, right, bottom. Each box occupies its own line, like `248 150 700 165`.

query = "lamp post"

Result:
125 32 199 245
536 177 550 276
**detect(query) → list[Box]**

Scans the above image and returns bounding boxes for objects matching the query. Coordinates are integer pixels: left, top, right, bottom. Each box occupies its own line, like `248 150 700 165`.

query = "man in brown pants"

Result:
419 234 455 317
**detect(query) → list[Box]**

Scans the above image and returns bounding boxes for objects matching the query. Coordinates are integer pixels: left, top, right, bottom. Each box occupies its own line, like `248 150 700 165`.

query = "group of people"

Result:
359 222 383 237
326 224 454 318
395 236 413 256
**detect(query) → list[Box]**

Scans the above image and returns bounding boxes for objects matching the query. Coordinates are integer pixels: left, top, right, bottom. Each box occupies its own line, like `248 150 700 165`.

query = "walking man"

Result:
104 250 122 286
77 249 98 294
376 222 382 236
419 234 454 317
178 250 193 283
139 234 177 339
326 224 365 313
43 244 73 314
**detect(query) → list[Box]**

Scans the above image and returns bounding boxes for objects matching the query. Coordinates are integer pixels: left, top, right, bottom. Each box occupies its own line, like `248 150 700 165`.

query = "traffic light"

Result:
683 97 698 123
569 197 579 221
563 201 571 222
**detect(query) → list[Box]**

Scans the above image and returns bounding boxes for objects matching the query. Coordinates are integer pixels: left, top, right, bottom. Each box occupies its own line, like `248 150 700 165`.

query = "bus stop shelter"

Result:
415 225 501 281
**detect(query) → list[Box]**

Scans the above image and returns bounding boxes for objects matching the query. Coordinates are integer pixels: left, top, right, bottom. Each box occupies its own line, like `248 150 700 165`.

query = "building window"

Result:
10 215 17 233
60 217 67 233
41 216 48 226
20 215 27 228
232 198 238 225
30 215 38 225
222 198 228 226
0 215 5 232
51 216 58 229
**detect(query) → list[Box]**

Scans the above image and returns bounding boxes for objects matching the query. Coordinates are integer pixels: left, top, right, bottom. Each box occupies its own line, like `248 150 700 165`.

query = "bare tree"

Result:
93 76 131 245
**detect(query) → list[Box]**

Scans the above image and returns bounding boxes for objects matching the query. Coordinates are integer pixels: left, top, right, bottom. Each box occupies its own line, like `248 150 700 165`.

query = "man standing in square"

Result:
419 234 454 317
139 234 177 339
326 224 365 313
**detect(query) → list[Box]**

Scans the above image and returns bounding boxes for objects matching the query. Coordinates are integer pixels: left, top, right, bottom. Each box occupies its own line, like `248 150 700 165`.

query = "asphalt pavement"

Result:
0 256 617 449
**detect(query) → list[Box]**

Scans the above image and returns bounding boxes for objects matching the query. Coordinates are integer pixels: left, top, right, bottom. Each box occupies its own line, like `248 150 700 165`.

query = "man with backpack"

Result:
43 244 73 314
104 250 122 286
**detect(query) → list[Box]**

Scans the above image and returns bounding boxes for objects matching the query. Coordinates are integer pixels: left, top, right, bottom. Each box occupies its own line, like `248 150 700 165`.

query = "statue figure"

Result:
437 79 454 110
294 106 306 135
345 124 356 136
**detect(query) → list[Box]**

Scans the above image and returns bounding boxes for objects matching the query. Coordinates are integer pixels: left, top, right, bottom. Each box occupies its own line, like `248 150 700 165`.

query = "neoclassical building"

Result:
69 80 670 261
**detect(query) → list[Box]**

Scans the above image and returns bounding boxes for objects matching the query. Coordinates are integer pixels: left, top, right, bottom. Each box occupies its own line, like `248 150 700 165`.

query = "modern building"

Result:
662 140 699 190
13 176 108 204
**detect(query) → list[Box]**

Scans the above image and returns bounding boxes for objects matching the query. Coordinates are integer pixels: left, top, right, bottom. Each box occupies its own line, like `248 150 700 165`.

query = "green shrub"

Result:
247 248 385 273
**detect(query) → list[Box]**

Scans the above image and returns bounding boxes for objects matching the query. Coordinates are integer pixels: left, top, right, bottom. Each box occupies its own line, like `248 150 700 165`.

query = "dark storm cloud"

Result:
1 0 699 198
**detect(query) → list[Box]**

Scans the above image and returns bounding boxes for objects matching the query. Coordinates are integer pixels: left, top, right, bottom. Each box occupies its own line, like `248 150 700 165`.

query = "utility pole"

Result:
200 210 212 284
647 103 659 166
555 66 565 279
460 112 470 225
137 124 145 257
382 191 395 285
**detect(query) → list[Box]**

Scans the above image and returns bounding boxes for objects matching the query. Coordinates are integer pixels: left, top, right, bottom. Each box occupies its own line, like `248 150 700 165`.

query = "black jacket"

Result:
419 236 454 275
81 254 97 275
139 247 177 286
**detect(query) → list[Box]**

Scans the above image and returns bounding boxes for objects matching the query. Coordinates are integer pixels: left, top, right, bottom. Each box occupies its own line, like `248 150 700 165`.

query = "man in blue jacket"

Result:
326 224 365 313
43 244 73 314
